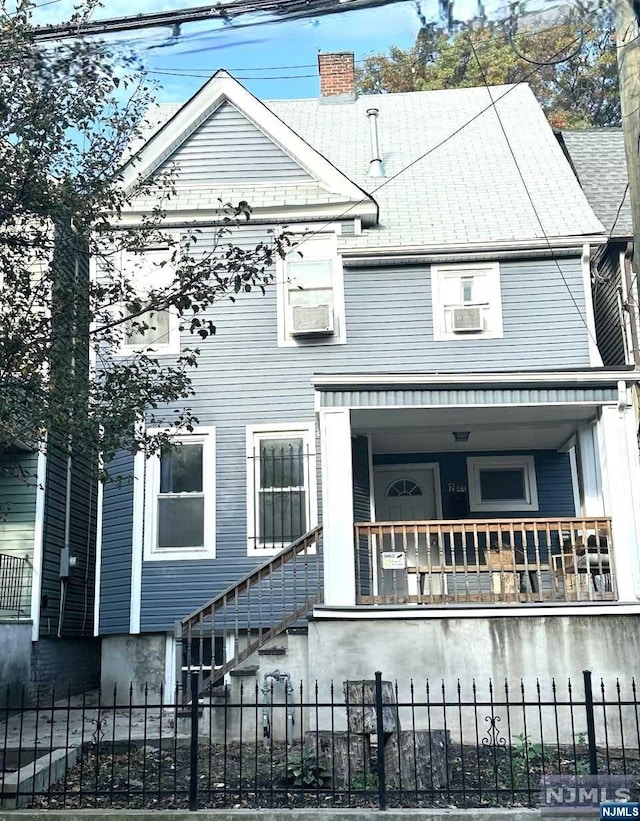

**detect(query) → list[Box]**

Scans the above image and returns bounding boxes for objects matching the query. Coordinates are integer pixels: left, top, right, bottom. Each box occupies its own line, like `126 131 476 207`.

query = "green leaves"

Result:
356 10 620 128
0 1 289 475
281 753 331 788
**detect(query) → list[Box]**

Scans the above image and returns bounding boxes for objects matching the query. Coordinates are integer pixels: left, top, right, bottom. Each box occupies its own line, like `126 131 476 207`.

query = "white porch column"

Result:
319 408 355 607
597 394 640 602
576 423 604 516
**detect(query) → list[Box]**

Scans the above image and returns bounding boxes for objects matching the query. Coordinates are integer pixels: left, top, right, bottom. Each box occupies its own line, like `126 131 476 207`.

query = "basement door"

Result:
372 464 444 598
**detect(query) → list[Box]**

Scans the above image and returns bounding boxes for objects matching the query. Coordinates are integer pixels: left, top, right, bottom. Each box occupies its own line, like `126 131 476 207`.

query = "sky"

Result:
26 0 500 102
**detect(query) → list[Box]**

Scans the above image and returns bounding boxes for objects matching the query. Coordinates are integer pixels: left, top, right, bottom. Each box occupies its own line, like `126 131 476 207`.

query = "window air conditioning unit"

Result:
452 305 483 333
291 304 334 336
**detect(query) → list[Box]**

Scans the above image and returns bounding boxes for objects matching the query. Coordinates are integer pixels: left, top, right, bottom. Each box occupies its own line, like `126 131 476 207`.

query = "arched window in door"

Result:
386 479 423 498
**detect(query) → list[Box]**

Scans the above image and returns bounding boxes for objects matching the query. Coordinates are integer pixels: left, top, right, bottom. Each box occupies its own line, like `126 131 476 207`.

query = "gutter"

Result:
340 234 608 260
313 369 639 390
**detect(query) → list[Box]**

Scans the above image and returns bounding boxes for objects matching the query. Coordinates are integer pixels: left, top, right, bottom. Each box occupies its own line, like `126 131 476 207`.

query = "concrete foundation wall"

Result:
101 634 167 702
0 622 31 704
204 631 310 743
307 612 640 743
100 614 640 746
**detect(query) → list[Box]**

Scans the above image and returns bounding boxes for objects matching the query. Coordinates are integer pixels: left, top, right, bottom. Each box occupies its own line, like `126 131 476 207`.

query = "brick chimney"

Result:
318 52 356 101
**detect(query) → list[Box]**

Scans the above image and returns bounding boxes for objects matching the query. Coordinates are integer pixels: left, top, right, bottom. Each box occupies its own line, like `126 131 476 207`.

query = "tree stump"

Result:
343 680 400 735
384 730 450 791
304 730 370 788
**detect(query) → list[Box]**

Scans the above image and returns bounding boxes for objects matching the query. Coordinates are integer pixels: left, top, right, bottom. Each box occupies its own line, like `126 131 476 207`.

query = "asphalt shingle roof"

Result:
560 128 632 238
132 82 604 249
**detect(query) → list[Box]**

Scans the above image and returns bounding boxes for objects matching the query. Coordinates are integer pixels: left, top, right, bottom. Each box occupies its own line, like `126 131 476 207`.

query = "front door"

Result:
373 465 444 598
374 467 438 522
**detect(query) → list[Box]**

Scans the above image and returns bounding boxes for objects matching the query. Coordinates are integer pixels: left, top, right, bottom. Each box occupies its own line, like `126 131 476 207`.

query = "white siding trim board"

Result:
30 448 48 641
313 602 640 619
93 465 104 637
314 371 638 387
117 201 377 227
129 448 145 634
341 235 607 260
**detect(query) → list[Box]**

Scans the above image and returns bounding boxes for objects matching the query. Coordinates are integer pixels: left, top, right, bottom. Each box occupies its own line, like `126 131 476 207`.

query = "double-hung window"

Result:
246 424 317 555
432 262 503 340
467 455 538 512
277 232 346 345
118 246 179 354
144 428 215 560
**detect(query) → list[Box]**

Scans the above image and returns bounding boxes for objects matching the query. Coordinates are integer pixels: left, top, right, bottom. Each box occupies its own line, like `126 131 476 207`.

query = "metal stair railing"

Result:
178 525 323 694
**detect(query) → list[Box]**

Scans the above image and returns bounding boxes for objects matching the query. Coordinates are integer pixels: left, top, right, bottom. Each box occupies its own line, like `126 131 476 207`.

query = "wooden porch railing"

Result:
354 518 615 605
180 526 322 695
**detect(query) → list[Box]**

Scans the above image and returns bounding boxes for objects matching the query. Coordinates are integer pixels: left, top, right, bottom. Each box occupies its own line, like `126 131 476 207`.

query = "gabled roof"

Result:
122 71 377 223
559 128 632 239
128 78 605 250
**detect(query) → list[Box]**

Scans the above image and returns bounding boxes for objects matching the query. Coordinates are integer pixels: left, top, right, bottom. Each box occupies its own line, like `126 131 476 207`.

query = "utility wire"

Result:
466 29 600 353
148 69 318 80
28 0 410 40
109 24 595 363
610 182 630 237
273 26 597 254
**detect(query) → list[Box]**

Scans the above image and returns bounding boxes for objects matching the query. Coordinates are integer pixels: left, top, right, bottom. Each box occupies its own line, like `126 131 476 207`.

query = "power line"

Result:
148 69 318 80
29 0 411 40
279 25 596 256
151 61 321 72
610 182 630 237
466 28 601 353
108 24 595 362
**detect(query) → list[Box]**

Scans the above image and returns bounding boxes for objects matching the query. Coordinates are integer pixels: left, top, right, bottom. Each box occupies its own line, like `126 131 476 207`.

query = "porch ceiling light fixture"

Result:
452 431 470 442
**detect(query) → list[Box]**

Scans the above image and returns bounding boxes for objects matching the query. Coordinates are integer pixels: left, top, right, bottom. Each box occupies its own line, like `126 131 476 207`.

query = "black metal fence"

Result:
2 670 640 811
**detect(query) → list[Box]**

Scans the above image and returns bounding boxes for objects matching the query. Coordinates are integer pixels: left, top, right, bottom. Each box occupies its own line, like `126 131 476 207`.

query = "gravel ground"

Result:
25 741 640 810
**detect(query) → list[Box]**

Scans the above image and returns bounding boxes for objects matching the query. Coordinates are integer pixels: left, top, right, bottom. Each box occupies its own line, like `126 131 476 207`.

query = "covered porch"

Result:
317 371 640 609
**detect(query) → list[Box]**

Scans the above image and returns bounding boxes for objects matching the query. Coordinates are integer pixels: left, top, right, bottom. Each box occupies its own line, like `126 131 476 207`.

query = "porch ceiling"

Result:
351 405 598 453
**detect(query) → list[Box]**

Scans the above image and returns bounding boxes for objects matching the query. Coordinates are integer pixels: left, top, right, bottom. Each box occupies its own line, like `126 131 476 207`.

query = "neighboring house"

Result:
558 128 639 368
97 54 640 703
0 223 100 702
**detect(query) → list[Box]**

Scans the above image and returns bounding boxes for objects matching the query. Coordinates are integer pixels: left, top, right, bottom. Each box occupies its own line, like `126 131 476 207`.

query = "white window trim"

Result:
432 262 503 341
276 229 347 347
143 426 216 561
467 455 539 512
246 422 317 557
114 243 181 357
116 308 181 357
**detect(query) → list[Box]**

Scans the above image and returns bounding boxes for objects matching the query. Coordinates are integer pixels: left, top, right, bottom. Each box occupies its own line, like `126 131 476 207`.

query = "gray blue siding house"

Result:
98 54 640 699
